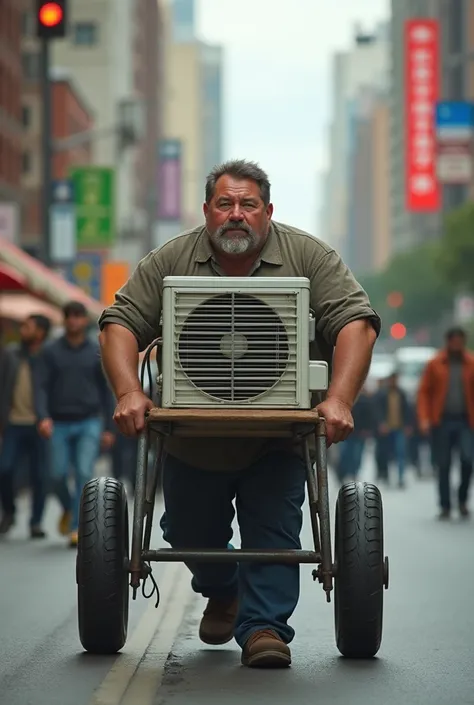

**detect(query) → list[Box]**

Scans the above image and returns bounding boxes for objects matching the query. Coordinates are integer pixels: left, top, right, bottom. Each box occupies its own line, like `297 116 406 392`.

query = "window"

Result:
22 105 31 128
22 52 40 80
22 11 35 37
22 151 31 174
73 22 98 46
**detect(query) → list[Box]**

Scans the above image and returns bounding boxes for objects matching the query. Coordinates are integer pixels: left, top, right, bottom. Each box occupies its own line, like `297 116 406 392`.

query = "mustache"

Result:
218 221 251 234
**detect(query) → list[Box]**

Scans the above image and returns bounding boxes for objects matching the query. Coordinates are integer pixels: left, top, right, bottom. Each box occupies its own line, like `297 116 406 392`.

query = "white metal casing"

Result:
161 276 328 409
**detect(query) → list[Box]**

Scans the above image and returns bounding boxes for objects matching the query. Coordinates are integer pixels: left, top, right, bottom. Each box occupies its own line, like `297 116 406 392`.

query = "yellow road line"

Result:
121 570 194 704
89 562 191 705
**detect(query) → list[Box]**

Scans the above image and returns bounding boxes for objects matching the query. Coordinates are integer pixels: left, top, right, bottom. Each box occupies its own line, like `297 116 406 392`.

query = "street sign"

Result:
70 167 115 248
50 203 76 262
435 101 474 184
52 178 74 203
65 251 103 300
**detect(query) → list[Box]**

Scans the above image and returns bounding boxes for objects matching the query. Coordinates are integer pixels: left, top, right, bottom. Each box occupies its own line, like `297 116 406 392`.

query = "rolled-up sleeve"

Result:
309 249 381 345
97 252 163 352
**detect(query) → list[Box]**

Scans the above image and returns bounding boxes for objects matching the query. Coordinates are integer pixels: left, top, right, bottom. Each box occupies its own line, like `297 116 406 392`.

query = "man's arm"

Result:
326 320 377 408
98 250 164 396
307 245 381 443
99 325 142 400
98 251 163 435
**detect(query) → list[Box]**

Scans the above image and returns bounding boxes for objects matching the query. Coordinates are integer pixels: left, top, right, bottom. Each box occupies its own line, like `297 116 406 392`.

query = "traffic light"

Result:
36 1 67 39
390 322 407 340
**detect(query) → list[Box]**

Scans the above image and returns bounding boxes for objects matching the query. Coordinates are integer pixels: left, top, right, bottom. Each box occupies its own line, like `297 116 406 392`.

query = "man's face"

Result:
447 334 465 355
19 318 38 344
203 175 273 256
388 374 398 388
64 311 88 335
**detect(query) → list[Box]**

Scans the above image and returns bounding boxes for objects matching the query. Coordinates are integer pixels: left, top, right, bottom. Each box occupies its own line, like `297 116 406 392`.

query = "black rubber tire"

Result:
334 481 385 658
77 477 130 654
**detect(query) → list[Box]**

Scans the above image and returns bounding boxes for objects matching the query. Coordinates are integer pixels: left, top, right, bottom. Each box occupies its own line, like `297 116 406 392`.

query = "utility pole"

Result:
40 37 52 266
35 0 68 266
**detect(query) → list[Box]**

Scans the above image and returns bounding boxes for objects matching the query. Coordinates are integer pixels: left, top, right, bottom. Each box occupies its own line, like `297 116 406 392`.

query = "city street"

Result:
1 456 473 705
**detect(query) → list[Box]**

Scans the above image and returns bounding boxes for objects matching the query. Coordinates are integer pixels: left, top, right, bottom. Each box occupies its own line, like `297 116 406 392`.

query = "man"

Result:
417 327 474 519
98 160 380 668
0 315 51 537
34 301 115 547
336 384 374 484
373 371 411 488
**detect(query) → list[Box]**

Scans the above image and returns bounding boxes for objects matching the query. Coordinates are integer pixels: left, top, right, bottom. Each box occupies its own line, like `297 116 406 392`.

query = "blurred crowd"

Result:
334 327 473 520
0 314 472 548
0 304 137 547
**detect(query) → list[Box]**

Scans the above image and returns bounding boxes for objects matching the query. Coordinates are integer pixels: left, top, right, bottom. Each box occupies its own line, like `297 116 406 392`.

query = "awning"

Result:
0 237 104 319
0 263 29 291
0 293 63 325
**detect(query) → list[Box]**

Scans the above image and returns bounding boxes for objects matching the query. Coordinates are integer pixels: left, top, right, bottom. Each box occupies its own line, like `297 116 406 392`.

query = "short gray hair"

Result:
205 159 271 205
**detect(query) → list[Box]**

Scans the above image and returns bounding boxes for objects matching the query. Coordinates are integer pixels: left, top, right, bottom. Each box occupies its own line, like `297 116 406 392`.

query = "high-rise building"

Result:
0 1 22 220
172 0 195 43
201 43 223 180
162 0 224 230
389 0 442 255
389 0 474 255
322 23 390 261
44 0 165 264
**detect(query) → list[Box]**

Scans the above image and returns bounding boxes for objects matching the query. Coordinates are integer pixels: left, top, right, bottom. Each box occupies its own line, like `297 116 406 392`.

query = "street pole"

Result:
40 37 52 266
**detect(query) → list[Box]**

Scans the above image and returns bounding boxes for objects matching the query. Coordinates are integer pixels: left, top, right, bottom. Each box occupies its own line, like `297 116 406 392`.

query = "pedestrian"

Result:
0 315 51 537
417 327 474 519
336 384 374 484
34 301 115 547
373 371 411 488
98 159 381 668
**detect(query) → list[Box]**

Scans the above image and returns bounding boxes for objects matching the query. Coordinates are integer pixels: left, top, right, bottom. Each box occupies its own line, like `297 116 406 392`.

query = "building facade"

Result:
0 0 23 216
322 23 390 260
48 0 165 265
21 72 94 247
389 0 474 255
162 0 224 230
201 43 223 180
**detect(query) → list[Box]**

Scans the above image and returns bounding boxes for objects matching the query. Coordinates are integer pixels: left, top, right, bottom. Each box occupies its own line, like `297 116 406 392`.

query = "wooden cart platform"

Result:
145 407 321 438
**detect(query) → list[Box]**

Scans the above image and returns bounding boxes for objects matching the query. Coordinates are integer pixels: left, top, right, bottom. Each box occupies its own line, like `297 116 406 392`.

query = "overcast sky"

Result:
196 0 389 237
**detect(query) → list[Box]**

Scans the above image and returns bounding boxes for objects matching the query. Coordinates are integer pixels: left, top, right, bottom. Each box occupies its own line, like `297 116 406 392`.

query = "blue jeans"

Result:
159 450 306 648
433 416 473 511
0 424 47 526
337 435 365 482
378 429 406 482
50 417 102 531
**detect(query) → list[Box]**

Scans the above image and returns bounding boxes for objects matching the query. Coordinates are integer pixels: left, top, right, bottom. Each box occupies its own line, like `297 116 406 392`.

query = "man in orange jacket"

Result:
417 327 474 519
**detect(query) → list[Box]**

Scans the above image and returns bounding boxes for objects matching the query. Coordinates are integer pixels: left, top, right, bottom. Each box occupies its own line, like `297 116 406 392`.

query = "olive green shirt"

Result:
98 221 381 471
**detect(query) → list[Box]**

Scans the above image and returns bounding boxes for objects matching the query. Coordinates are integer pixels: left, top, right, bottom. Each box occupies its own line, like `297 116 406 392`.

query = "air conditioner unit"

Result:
161 276 328 409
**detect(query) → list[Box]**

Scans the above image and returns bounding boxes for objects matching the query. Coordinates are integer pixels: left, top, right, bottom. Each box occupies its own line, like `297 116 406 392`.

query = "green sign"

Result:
70 166 115 248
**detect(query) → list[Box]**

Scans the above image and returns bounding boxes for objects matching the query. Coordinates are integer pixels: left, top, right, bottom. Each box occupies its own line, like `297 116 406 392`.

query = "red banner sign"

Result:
404 19 441 211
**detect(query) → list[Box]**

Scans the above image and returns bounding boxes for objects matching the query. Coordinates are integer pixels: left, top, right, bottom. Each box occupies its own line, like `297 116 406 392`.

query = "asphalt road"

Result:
1 450 473 705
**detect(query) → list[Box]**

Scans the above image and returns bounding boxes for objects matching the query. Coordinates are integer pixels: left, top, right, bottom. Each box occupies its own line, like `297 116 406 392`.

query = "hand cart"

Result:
76 340 389 658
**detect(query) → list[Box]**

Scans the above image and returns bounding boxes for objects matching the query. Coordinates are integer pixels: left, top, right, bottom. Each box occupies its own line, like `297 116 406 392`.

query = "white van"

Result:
394 346 437 400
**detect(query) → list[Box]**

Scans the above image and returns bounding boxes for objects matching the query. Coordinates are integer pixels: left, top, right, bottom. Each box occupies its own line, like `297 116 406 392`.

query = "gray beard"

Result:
209 226 258 255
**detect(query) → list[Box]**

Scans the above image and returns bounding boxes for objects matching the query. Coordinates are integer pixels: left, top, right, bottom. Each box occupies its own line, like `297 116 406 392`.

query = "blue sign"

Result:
52 179 75 204
65 252 103 301
435 101 474 128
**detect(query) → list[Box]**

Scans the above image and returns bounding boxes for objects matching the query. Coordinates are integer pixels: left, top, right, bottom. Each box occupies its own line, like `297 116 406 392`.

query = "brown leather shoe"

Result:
199 597 238 645
241 629 291 668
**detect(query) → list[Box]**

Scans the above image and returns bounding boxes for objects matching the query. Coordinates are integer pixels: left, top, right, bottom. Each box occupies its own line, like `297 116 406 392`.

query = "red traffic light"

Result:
39 2 63 26
390 322 407 340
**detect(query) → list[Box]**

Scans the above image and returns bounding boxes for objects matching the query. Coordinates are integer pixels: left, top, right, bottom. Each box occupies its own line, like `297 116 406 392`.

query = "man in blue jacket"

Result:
34 301 115 547
0 314 51 537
